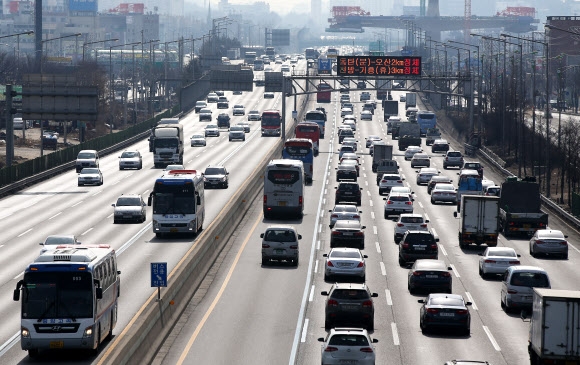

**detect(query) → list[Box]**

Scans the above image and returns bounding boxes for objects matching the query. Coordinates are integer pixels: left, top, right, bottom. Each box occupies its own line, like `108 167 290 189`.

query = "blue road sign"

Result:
151 262 168 287
318 59 332 75
401 50 413 56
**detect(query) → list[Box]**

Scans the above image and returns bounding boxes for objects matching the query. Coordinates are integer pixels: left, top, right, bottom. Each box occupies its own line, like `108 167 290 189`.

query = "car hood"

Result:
205 174 226 179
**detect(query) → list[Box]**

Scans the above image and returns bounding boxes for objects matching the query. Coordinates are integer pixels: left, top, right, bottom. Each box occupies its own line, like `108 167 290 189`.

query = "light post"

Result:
40 33 82 73
82 38 118 62
449 39 482 132
109 41 140 133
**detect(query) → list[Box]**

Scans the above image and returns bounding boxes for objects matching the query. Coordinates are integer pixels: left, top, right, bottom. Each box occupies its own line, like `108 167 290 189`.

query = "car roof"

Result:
506 265 548 274
419 168 438 173
536 229 565 238
332 282 367 290
400 213 423 219
265 225 297 231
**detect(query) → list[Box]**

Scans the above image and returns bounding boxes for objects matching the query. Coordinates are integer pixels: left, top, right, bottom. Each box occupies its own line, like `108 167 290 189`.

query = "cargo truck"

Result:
151 124 184 168
453 195 499 248
383 100 399 119
376 79 391 100
397 122 421 151
499 177 548 237
372 144 394 172
527 289 580 365
405 92 417 109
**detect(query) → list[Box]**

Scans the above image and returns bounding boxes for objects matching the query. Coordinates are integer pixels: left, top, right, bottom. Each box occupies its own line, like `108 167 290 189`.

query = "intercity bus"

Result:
282 138 314 183
263 159 305 219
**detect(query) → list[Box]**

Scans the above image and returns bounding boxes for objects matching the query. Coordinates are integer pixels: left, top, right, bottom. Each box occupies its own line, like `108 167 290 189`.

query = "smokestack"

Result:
427 0 440 17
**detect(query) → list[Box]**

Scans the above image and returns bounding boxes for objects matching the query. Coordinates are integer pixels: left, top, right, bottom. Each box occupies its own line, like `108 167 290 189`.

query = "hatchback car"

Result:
338 145 355 159
442 151 464 169
408 259 453 294
411 153 431 168
431 183 457 204
394 214 429 243
335 182 362 205
247 110 261 121
500 266 550 312
203 165 229 189
330 220 366 249
404 146 423 160
529 229 568 259
378 174 405 195
204 124 220 137
336 164 357 182
383 193 414 218
418 293 472 335
260 225 301 266
39 235 81 254
416 168 440 185
360 110 373 120
365 135 382 148
399 231 439 266
318 328 378 365
427 176 453 194
321 283 378 330
112 194 146 223
431 139 450 153
323 248 367 282
228 126 245 141
329 205 362 228
232 104 245 115
118 150 142 170
190 134 207 147
199 108 212 121
339 159 360 177
78 168 103 186
478 247 521 278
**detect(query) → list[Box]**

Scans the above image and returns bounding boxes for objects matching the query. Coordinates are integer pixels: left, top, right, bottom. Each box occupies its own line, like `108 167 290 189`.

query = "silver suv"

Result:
443 151 464 169
260 226 302 266
76 150 99 172
203 165 229 189
112 194 146 223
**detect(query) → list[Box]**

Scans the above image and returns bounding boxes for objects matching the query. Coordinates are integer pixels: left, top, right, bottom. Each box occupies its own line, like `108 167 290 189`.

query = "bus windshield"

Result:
305 112 325 121
262 114 281 126
22 272 93 320
153 193 196 215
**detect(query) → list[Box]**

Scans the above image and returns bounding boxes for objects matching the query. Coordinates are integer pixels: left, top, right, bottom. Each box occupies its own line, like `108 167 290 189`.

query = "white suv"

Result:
378 173 405 195
76 150 99 172
383 192 414 218
260 226 302 266
394 214 429 243
318 328 378 365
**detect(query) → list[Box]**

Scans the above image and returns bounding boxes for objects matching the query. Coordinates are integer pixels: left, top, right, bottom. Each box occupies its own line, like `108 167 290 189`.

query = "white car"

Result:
247 110 261 121
232 104 245 115
77 168 103 186
318 328 378 365
229 126 246 141
365 135 381 148
378 173 405 195
323 248 367 282
478 247 521 278
410 153 430 168
342 120 356 131
404 146 423 160
360 110 373 120
430 183 457 204
340 107 353 117
204 124 220 137
394 213 429 243
383 192 414 217
118 150 142 170
329 204 362 227
190 134 207 147
416 167 440 185
39 234 81 254
207 92 218 103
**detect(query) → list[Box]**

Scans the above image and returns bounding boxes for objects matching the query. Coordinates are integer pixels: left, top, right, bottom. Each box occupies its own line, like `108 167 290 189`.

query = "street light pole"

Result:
82 38 119 62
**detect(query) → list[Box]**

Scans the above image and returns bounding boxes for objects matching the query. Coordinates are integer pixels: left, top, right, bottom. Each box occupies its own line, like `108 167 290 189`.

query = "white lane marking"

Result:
324 189 327 195
380 262 386 276
365 180 368 186
314 260 319 274
483 326 501 351
369 200 373 207
13 271 23 280
48 212 62 220
363 173 367 178
431 228 439 240
317 240 321 250
323 198 326 205
391 323 400 346
385 289 393 305
143 189 150 195
439 244 448 256
0 332 19 357
424 213 430 222
367 191 371 196
71 201 84 207
418 201 423 209
107 213 114 219
300 319 309 343
18 229 32 237
92 190 103 196
309 285 315 302
81 228 93 236
373 226 377 235
318 224 322 234
320 210 324 218
112 180 121 186
370 212 375 220
465 292 478 311
375 242 381 253
450 264 460 277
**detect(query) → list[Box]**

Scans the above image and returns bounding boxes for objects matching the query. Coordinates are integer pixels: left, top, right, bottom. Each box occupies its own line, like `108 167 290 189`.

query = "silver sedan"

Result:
478 247 521 278
529 229 568 259
430 183 457 204
329 204 362 227
323 247 367 282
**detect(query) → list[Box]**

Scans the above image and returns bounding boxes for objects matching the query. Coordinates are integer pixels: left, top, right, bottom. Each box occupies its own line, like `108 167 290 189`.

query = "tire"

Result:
119 167 124 170
398 256 405 266
28 349 39 358
324 273 330 282
113 219 118 224
262 257 269 266
294 257 299 266
564 253 569 260
384 212 388 219
367 319 374 331
139 163 143 169
325 319 332 330
78 183 83 187
361 275 366 283
443 165 448 170
464 326 470 336
431 198 435 204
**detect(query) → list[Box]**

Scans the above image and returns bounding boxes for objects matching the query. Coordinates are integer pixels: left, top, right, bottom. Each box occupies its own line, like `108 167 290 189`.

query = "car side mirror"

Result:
361 226 366 229
517 254 521 257
318 337 325 342
372 339 379 343
418 299 425 303
39 242 43 246
321 291 329 296
334 187 337 189
466 302 473 306
359 211 363 213
448 266 453 270
371 293 378 297
323 254 328 257
453 212 457 218
360 188 363 190
298 234 302 240
111 204 116 207
435 238 439 242
260 233 264 238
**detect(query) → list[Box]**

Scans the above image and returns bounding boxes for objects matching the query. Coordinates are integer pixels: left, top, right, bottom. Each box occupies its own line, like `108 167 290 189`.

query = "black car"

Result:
336 164 357 182
338 129 355 143
330 220 366 249
335 182 362 205
203 165 229 189
399 231 439 266
431 139 450 153
217 113 231 129
321 283 378 330
408 259 452 294
418 293 472 335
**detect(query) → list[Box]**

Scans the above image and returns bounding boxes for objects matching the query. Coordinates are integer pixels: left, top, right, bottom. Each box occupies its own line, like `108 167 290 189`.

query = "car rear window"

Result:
331 289 370 300
330 251 360 259
510 272 550 287
448 152 462 157
401 216 423 223
328 334 369 346
389 196 409 202
205 168 225 175
489 249 516 257
429 297 464 306
405 233 435 245
339 184 359 191
264 229 297 242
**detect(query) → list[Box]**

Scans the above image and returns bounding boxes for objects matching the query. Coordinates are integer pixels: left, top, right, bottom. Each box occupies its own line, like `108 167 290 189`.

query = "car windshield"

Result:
121 151 138 158
200 109 211 113
230 127 243 131
249 111 259 115
328 334 369 347
205 168 225 175
331 289 370 300
234 105 243 108
510 272 550 287
429 297 464 307
77 152 95 159
264 229 297 242
116 197 142 206
80 168 99 174
192 135 204 139
44 236 75 245
334 206 357 213
330 250 360 259
488 249 516 257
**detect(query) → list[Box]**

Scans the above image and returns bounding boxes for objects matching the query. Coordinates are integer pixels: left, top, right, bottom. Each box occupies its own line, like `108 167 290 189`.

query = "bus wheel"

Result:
106 316 114 342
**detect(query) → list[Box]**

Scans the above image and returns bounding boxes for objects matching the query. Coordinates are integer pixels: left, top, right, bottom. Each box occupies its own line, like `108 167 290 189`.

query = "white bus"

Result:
148 170 205 237
263 159 305 219
14 245 120 358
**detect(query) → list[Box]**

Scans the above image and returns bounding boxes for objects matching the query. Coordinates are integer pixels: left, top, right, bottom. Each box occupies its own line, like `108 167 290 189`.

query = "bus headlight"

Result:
153 220 159 229
188 220 196 229
21 327 30 338
83 326 93 338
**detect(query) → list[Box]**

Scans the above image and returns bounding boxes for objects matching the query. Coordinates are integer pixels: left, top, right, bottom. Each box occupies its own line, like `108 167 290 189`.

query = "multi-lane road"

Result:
1 61 579 365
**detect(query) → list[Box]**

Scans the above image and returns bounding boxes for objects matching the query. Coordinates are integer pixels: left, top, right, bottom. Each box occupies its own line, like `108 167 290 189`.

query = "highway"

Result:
2 62 580 365
0 60 306 364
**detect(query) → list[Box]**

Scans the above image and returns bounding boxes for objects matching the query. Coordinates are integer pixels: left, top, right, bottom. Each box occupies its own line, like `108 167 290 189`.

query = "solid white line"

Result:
373 226 378 235
314 260 319 274
71 200 84 207
450 264 460 278
483 325 501 351
465 292 478 311
370 212 375 220
81 228 93 236
300 319 309 343
48 212 62 220
439 244 448 256
385 289 393 305
309 285 315 302
13 271 23 280
380 262 386 276
391 323 400 346
375 242 381 253
17 228 32 237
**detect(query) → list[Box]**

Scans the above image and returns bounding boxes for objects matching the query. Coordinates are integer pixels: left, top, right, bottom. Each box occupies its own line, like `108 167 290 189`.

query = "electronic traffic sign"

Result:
337 56 422 77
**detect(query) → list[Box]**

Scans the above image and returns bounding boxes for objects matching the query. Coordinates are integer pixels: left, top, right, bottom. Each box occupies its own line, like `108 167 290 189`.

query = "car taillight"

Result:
327 299 339 307
507 289 518 294
535 240 544 244
509 260 520 265
357 261 364 267
405 201 412 205
353 215 360 219
397 180 402 183
402 243 409 249
262 244 270 248
324 346 339 352
360 347 374 353
442 272 451 277
412 271 422 276
484 259 496 263
327 261 334 267
331 231 341 236
387 200 394 204
427 308 439 314
560 241 568 245
290 245 298 249
299 196 303 206
263 195 267 204
445 157 449 161
354 232 364 236
397 223 404 227
456 309 468 315
381 179 387 183
420 224 427 228
430 244 438 249
362 300 373 308
331 214 338 218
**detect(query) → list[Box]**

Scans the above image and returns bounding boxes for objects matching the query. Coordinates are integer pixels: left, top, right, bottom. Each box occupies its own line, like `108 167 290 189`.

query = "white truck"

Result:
405 92 417 109
372 144 394 172
528 289 580 365
151 124 184 168
453 195 499 248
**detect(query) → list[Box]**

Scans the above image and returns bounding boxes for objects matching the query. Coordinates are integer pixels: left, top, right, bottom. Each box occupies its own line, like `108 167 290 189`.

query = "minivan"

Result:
501 266 550 312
